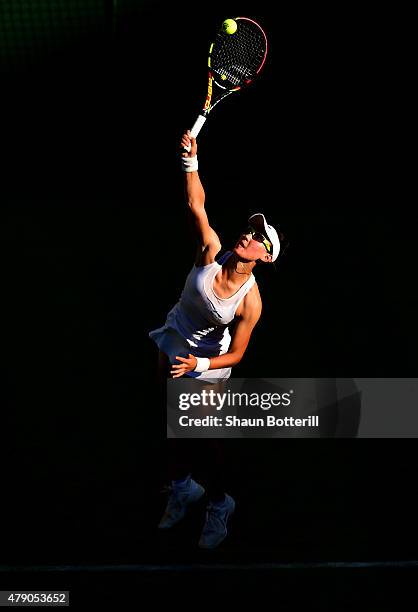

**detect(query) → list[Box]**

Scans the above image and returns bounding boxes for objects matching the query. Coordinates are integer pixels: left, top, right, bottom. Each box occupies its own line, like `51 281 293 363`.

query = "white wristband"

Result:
182 155 198 172
194 357 210 372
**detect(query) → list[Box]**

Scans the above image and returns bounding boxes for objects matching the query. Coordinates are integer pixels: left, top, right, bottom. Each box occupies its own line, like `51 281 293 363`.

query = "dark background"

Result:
2 0 417 603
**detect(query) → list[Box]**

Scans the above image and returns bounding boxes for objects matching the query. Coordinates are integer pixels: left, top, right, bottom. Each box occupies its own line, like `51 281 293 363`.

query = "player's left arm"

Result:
171 285 262 377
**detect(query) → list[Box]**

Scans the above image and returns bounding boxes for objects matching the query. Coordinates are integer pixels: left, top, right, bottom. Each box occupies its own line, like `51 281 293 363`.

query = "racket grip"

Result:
183 115 207 152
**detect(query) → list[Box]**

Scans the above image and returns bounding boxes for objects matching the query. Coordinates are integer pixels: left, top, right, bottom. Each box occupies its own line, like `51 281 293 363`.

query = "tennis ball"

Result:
222 19 237 35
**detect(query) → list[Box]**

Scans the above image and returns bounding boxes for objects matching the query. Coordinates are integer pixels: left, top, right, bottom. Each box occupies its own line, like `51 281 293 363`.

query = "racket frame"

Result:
187 17 268 146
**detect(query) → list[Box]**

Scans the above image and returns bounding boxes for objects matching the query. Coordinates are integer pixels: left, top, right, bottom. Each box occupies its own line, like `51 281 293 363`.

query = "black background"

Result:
2 0 417 604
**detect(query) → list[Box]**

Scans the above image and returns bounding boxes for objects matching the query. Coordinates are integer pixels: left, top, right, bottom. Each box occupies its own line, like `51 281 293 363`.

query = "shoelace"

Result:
161 484 187 515
204 504 228 534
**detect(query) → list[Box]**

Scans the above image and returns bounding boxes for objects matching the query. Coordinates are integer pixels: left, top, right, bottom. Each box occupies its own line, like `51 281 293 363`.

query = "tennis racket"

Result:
184 16 268 150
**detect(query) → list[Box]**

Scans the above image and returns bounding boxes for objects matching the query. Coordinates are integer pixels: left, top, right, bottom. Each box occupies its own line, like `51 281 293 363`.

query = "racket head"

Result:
188 16 268 143
209 17 268 91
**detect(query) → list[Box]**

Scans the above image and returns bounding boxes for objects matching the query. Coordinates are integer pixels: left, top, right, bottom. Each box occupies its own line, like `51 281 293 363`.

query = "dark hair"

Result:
263 228 289 271
257 229 290 268
277 230 290 260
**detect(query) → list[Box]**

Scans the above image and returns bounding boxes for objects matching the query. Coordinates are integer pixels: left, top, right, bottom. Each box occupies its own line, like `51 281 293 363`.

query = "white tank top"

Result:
149 251 256 381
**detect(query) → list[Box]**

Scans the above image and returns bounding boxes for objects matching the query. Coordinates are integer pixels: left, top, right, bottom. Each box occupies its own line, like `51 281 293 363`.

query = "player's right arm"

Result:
181 131 221 265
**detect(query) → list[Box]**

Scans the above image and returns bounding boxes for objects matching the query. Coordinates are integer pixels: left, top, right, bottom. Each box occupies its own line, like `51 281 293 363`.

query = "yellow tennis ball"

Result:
222 19 237 35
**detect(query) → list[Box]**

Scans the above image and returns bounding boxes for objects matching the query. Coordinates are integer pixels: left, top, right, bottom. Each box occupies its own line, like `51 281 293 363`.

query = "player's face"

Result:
233 228 271 262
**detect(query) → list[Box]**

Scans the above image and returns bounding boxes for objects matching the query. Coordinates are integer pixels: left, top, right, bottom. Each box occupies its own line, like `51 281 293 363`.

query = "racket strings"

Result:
211 20 266 88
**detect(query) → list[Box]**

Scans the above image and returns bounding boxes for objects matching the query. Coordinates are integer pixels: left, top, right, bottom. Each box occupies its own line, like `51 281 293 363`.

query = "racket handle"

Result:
183 115 207 152
190 114 207 138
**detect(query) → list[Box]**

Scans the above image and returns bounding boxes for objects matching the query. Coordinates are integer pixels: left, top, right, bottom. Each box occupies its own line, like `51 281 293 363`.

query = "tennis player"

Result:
149 131 285 549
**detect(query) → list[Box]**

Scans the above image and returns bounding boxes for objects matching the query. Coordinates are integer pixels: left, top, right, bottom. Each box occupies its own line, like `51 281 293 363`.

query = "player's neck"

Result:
224 253 255 282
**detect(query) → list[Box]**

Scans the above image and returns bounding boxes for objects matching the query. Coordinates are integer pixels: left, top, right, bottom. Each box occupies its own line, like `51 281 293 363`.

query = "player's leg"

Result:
197 438 235 548
194 382 236 549
157 351 205 529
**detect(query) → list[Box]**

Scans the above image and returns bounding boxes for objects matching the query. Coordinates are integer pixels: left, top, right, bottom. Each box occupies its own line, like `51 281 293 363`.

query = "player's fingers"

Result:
175 356 188 363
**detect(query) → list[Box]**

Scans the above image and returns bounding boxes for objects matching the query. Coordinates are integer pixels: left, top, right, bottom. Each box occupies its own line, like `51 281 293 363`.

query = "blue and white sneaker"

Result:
158 476 205 529
198 494 236 549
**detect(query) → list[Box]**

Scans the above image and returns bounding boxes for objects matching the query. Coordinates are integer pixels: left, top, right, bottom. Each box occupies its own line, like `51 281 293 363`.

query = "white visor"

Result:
248 213 281 262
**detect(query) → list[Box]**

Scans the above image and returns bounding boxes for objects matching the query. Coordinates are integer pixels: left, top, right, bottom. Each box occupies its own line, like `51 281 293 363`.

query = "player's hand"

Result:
180 131 197 158
171 354 198 378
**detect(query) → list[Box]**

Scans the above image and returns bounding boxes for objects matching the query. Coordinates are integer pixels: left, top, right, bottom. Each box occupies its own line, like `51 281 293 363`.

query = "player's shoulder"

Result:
250 281 262 305
195 242 223 267
242 281 262 316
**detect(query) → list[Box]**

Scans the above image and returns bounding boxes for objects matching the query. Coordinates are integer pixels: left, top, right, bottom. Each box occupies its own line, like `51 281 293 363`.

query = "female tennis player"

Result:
149 130 285 549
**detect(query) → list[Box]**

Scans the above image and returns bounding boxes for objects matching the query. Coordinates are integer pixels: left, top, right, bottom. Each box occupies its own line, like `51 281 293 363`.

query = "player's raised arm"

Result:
180 131 221 265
